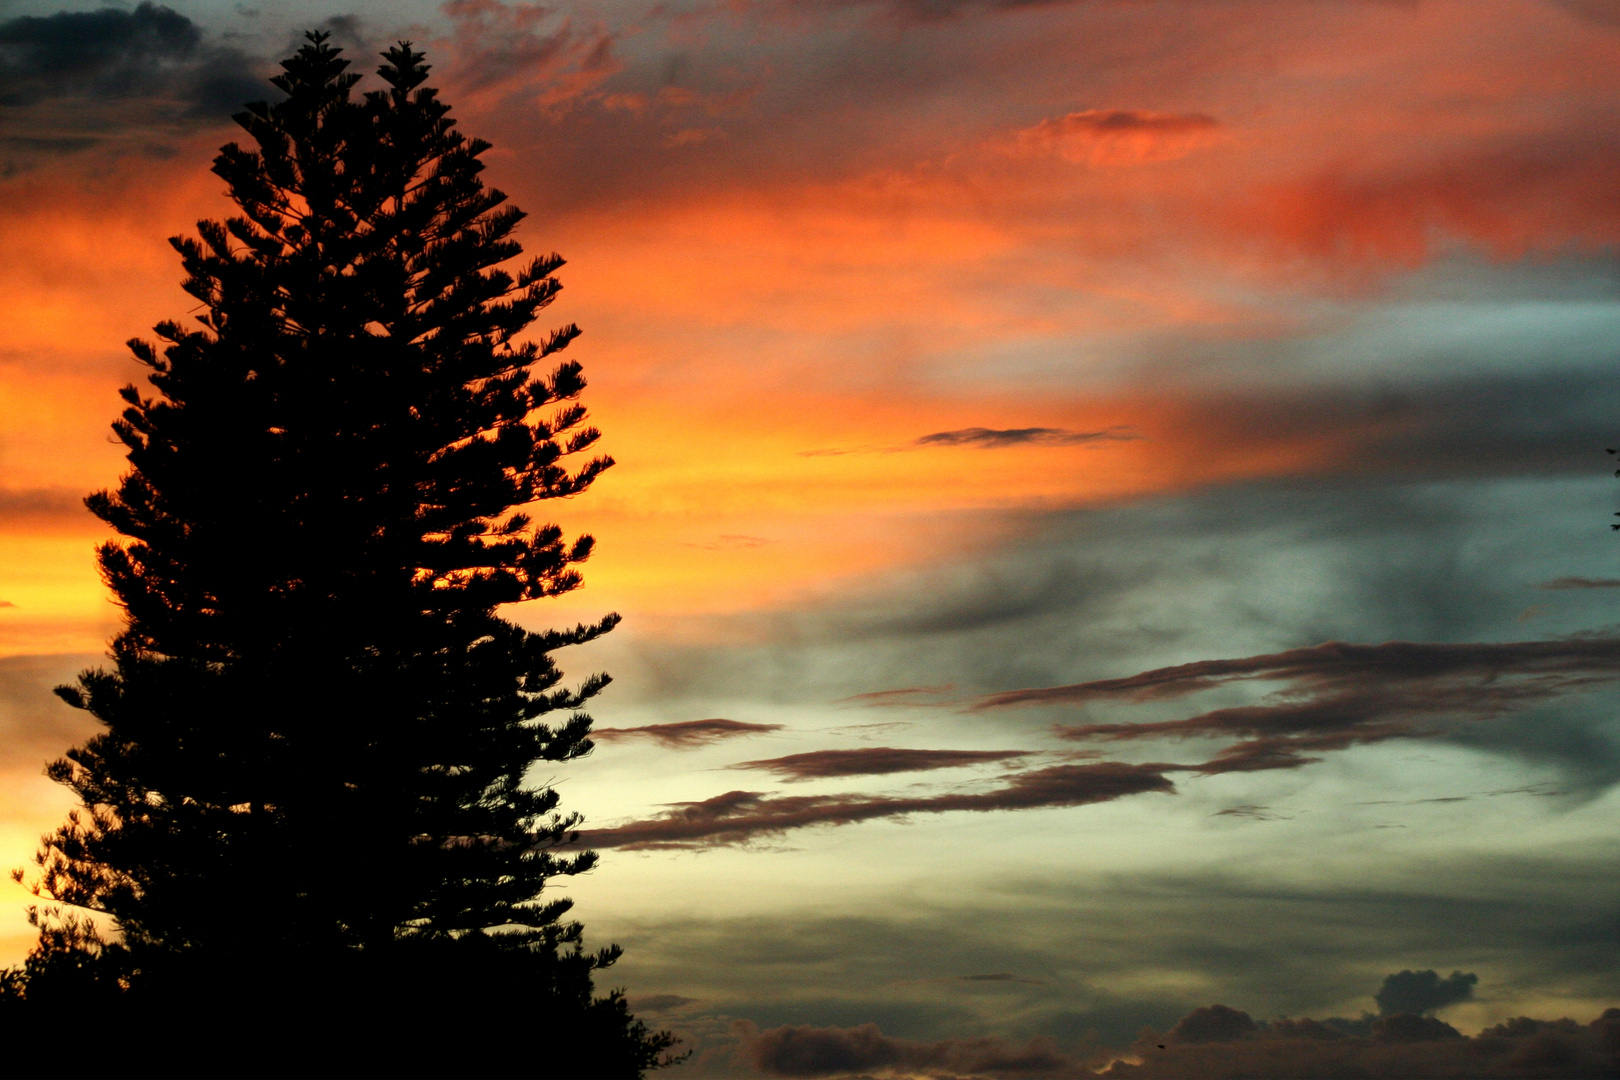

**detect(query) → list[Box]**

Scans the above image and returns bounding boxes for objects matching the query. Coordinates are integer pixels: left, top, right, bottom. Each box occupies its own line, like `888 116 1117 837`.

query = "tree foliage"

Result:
1 33 673 1078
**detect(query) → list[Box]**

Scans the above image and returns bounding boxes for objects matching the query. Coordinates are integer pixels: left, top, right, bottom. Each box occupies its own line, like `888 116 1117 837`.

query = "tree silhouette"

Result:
0 33 674 1078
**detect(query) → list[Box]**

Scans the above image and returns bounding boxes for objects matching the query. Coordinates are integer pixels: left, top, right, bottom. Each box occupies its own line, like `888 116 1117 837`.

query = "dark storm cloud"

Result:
592 717 783 747
729 746 1033 780
0 4 259 114
577 761 1174 849
0 3 198 105
978 638 1620 774
911 426 1137 449
0 3 265 166
1374 969 1478 1016
1540 577 1620 590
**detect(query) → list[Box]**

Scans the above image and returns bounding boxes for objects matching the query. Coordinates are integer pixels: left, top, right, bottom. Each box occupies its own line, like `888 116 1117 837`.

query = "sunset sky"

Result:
3 0 1620 1074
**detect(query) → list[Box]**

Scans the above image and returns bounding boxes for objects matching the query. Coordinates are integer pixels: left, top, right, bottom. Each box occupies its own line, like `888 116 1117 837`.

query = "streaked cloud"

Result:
911 426 1138 449
976 638 1620 774
1539 577 1620 590
592 718 785 747
728 746 1033 780
579 761 1174 849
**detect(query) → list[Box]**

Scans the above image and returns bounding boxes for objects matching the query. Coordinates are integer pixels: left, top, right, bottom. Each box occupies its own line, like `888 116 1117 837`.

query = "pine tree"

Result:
1 33 673 1078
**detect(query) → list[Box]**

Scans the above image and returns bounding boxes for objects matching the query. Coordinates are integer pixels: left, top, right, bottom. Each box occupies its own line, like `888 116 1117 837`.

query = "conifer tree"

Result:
1 33 672 1078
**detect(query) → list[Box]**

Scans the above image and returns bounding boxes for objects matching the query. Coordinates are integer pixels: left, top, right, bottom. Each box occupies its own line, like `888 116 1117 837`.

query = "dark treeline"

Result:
0 34 674 1079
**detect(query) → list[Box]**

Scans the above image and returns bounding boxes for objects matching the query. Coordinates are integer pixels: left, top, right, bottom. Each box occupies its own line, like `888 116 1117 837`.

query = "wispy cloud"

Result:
577 761 1174 849
593 718 784 748
974 638 1620 774
836 685 957 707
729 746 1033 781
1538 576 1620 590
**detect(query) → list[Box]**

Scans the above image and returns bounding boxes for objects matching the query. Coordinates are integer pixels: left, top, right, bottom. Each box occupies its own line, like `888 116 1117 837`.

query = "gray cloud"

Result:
1375 969 1478 1017
0 3 200 106
578 761 1174 849
729 746 1033 780
0 4 260 115
593 718 784 748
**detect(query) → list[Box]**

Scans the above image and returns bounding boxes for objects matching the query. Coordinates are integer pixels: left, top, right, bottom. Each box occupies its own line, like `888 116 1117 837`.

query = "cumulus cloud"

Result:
577 761 1174 849
1375 969 1478 1017
729 746 1033 780
1100 1005 1620 1080
974 638 1620 774
1013 109 1221 167
911 426 1138 449
592 717 784 748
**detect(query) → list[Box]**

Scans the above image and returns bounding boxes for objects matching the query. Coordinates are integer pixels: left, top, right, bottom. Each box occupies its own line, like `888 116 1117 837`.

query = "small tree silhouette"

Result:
1 33 674 1078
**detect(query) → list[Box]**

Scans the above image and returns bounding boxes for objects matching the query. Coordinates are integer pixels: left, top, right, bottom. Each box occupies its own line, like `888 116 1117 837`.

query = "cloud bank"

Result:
733 1005 1620 1078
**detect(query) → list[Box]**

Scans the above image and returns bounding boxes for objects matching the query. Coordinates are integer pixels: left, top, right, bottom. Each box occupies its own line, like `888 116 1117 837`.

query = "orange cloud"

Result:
1012 110 1222 168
